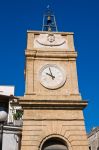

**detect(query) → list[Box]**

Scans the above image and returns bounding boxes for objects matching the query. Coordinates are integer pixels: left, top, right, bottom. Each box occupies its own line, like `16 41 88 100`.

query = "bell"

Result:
47 16 51 21
47 16 52 24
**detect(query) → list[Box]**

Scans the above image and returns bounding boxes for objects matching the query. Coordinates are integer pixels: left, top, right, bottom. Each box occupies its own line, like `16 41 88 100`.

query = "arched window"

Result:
41 137 68 150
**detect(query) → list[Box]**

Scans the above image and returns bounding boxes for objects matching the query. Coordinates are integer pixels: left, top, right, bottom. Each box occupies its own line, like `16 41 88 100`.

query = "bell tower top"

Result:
42 5 58 32
23 8 82 101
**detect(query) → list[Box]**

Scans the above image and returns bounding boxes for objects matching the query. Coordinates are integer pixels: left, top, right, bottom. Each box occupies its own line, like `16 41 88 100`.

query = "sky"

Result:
0 0 99 133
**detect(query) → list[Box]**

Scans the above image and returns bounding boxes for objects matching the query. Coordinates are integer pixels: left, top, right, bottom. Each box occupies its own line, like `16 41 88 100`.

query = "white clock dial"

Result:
39 64 66 89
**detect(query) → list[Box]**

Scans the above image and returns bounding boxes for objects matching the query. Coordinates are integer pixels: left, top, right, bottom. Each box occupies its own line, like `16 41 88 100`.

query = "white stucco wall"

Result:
2 126 21 150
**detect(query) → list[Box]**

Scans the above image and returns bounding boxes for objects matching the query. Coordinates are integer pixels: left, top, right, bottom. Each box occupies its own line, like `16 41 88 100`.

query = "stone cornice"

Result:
18 99 88 110
27 30 74 35
87 127 99 138
25 49 77 59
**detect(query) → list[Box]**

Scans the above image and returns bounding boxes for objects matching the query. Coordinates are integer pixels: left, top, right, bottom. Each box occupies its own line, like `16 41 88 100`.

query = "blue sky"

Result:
0 0 99 132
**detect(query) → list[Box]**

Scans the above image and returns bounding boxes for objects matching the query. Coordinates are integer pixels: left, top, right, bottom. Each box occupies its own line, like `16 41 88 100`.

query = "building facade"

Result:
19 31 89 150
17 9 89 150
0 85 22 124
0 86 22 150
88 127 99 150
1 125 22 150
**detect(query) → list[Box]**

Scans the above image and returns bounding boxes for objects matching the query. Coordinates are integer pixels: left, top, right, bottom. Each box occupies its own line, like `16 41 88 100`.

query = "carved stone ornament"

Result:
34 34 68 48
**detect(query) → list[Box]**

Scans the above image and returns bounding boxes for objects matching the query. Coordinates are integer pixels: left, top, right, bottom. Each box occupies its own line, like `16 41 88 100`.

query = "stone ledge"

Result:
25 50 77 59
18 99 88 110
27 30 74 35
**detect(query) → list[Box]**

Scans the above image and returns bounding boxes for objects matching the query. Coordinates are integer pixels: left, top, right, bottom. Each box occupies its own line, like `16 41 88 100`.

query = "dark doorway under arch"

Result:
41 137 68 150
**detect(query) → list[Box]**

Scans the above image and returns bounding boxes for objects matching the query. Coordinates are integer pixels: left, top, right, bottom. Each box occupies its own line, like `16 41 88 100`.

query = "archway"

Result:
41 137 68 150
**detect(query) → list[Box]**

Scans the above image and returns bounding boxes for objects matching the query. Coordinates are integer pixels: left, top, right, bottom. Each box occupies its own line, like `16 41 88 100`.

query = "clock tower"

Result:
20 8 89 150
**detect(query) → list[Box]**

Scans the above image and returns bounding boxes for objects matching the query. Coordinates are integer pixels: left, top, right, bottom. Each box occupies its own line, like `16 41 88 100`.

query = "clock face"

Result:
39 64 66 89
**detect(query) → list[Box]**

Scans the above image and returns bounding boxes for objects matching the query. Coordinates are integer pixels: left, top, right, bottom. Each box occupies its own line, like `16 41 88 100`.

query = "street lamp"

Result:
0 107 8 150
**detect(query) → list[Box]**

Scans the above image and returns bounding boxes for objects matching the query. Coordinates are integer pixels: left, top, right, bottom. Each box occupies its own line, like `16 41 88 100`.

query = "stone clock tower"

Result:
19 8 89 150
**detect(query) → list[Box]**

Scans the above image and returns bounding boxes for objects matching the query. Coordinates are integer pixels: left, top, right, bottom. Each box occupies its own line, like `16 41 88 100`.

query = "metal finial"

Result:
47 5 50 9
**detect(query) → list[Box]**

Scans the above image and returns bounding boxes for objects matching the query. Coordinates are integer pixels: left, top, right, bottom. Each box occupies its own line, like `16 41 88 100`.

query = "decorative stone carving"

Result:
34 34 68 49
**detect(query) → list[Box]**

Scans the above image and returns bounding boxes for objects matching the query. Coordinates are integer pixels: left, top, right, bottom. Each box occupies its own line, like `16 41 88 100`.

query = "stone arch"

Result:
39 134 72 150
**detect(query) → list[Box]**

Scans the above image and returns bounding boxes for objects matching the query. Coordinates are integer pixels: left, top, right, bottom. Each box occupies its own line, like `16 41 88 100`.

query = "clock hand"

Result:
49 67 53 76
49 67 55 80
46 73 55 80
